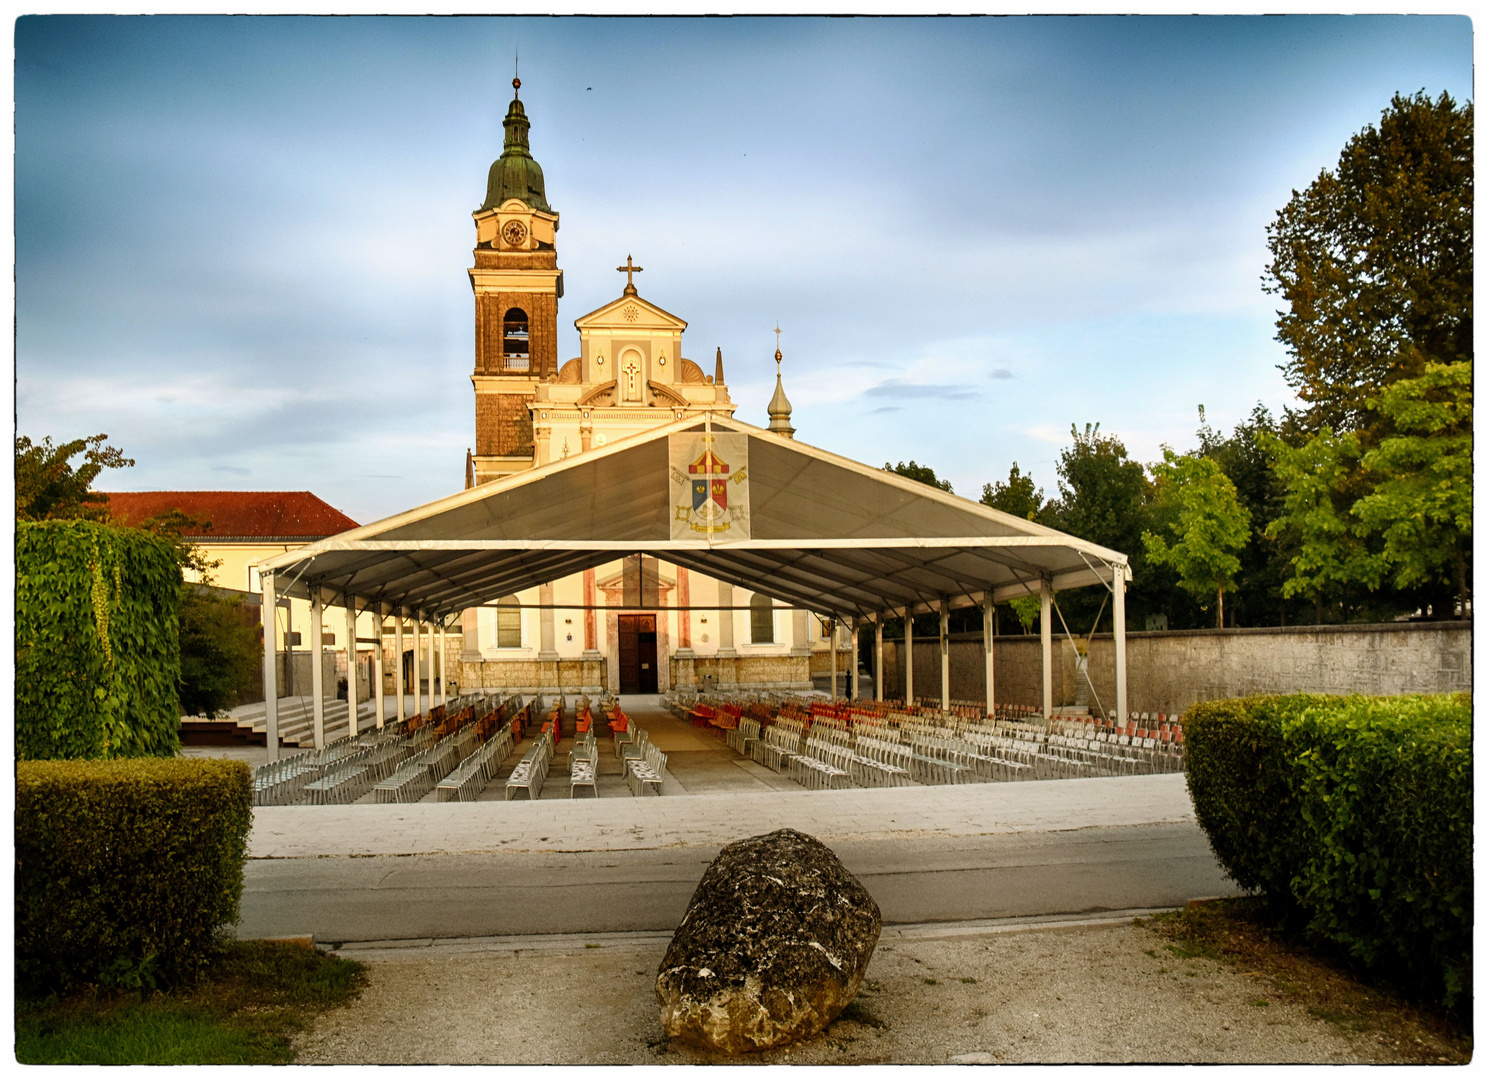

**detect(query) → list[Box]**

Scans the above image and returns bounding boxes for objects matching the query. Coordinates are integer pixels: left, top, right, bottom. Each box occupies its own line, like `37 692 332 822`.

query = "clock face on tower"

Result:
501 220 528 247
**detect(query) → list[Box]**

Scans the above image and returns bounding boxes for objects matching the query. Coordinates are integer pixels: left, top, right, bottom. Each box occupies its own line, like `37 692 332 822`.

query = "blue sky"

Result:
15 15 1473 524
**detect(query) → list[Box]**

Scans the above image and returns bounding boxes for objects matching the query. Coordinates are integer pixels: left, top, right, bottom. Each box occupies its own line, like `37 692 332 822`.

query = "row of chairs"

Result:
786 737 851 790
569 730 598 798
435 725 516 802
505 728 554 800
625 742 667 797
287 727 416 806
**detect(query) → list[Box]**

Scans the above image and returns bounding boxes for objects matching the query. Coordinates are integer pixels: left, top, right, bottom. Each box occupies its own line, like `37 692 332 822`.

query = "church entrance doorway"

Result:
617 614 658 694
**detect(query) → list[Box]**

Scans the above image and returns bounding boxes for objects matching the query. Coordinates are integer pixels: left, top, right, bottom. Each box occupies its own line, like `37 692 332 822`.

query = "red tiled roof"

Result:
105 491 359 539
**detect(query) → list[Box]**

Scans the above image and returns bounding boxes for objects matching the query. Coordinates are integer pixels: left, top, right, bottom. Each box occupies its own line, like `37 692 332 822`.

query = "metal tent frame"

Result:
255 416 1130 757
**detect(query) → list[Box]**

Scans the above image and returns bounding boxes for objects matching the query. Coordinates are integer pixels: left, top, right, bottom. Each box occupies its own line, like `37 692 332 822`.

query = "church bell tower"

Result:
469 77 562 484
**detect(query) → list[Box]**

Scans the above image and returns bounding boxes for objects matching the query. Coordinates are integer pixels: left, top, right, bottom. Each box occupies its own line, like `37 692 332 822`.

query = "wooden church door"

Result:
618 614 658 694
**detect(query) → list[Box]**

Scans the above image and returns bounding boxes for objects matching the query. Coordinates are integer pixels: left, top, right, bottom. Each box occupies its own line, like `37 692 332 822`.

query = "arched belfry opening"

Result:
502 308 530 370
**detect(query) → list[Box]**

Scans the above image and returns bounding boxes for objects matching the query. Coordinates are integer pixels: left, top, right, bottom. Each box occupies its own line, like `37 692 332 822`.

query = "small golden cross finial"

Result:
617 255 643 295
513 48 520 95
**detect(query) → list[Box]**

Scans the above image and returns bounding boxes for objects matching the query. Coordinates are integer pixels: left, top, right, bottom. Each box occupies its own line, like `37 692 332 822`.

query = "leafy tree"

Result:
1263 91 1472 620
1353 361 1471 609
1264 428 1376 621
15 433 133 521
1045 424 1157 633
1143 450 1252 627
13 435 262 719
980 465 1049 634
1193 404 1313 626
1270 362 1473 621
132 509 262 717
885 460 952 492
1049 424 1151 556
1264 91 1472 436
981 462 1046 521
178 586 262 718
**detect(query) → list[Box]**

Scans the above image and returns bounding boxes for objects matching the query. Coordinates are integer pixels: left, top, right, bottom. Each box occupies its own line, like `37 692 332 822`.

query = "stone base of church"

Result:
670 653 811 692
458 657 607 695
809 648 854 676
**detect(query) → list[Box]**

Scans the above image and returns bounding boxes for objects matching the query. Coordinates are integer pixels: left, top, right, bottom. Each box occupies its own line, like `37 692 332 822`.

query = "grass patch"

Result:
1145 898 1470 1065
16 939 366 1065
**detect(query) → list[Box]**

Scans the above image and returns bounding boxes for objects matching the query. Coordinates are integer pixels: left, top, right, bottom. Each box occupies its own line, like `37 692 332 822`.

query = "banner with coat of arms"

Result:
669 432 750 541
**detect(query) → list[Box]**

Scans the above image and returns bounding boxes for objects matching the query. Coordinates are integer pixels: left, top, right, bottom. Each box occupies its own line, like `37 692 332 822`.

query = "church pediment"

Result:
574 293 688 332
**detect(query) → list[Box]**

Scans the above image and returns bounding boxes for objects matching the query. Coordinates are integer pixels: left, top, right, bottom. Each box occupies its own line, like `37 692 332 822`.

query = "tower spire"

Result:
767 323 795 439
478 67 550 213
715 346 725 384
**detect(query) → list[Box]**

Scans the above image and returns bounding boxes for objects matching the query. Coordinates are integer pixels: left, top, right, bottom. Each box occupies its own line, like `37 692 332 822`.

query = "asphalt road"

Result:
237 822 1239 945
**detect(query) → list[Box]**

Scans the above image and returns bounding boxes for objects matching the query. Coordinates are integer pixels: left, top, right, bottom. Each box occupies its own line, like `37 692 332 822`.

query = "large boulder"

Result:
655 828 882 1054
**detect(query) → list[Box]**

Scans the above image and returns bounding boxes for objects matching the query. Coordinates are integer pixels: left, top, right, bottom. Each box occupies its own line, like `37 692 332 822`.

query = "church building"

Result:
453 79 843 695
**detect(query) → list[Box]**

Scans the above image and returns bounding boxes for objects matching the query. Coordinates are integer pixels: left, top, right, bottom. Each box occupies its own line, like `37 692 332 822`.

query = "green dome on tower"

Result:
479 79 552 213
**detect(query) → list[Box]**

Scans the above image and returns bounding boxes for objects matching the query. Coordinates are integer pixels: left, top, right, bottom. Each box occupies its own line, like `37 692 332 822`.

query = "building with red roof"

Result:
106 491 359 542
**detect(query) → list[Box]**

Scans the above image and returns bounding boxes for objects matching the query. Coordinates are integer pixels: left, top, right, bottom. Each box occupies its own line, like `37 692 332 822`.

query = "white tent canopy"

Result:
259 416 1127 620
255 417 1130 756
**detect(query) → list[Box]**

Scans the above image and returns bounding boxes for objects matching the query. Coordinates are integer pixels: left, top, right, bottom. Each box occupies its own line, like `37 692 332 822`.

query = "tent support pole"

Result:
939 599 950 711
874 617 884 702
394 616 405 724
261 572 279 761
310 590 325 749
413 611 424 719
1040 577 1052 720
439 620 449 707
373 604 386 731
345 597 358 739
904 607 914 706
850 620 860 701
829 619 838 699
982 592 995 720
1113 564 1128 727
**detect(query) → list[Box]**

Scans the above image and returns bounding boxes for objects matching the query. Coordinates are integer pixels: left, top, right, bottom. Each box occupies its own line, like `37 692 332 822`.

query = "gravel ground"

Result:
294 917 1390 1065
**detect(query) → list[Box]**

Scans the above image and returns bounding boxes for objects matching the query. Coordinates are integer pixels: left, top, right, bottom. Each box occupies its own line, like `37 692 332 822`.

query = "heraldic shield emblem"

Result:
670 432 750 540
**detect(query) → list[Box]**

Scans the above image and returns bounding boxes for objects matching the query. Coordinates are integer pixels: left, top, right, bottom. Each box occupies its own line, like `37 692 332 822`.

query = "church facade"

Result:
455 81 844 695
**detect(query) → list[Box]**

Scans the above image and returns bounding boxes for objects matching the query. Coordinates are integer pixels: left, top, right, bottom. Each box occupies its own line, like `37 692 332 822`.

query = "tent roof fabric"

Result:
258 417 1127 622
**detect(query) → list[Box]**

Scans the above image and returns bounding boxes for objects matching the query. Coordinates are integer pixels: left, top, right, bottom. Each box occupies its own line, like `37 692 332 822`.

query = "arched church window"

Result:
750 593 775 645
496 596 523 648
502 309 530 371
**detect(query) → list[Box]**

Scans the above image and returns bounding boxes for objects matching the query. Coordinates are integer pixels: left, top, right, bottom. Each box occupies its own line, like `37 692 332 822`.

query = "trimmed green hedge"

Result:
16 519 183 759
16 758 253 994
1186 693 1472 1009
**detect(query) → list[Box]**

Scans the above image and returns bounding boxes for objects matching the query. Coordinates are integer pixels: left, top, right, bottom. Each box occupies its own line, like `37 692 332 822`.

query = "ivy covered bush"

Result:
15 758 253 993
16 519 183 759
1185 693 1472 1009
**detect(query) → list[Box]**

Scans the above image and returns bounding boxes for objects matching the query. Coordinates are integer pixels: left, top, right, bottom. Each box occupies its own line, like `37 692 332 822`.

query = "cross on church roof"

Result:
617 254 643 296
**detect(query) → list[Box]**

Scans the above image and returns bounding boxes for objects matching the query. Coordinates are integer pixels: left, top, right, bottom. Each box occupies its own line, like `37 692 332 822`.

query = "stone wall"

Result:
671 652 811 692
875 622 1472 715
459 657 606 695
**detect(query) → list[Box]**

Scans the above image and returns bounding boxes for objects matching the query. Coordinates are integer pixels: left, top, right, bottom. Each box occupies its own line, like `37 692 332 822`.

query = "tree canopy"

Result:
15 434 133 522
1143 450 1252 627
885 460 953 492
1264 91 1472 620
14 434 262 719
981 462 1047 522
1264 91 1472 438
